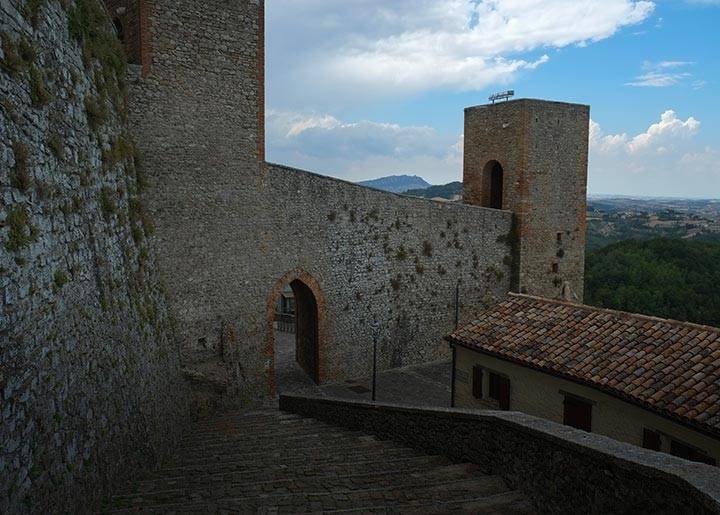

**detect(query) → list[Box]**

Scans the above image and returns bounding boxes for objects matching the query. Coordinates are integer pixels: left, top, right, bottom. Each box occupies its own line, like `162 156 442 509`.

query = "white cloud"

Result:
590 110 700 155
628 111 700 152
589 111 719 197
267 1 655 106
626 60 694 87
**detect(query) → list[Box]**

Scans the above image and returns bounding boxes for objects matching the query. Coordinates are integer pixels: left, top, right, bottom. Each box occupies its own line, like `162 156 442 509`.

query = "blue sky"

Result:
265 1 720 197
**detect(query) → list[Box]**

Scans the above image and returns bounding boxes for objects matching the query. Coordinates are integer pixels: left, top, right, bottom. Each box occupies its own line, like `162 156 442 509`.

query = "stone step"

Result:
179 439 408 465
157 453 452 480
180 424 366 447
177 440 421 469
179 428 382 454
331 490 535 514
109 473 511 512
108 409 536 514
115 456 458 496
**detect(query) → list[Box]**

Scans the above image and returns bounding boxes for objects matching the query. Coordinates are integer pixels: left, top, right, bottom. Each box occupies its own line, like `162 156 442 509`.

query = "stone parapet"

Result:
279 394 720 514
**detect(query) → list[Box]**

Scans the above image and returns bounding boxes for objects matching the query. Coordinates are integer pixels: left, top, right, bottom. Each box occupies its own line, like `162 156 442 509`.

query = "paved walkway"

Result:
274 331 451 408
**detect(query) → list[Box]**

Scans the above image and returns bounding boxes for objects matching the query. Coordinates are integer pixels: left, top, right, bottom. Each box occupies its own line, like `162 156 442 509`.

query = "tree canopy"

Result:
584 238 720 327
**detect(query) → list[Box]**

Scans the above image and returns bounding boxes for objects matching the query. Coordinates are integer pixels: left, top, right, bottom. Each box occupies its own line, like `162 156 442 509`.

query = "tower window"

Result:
482 160 504 210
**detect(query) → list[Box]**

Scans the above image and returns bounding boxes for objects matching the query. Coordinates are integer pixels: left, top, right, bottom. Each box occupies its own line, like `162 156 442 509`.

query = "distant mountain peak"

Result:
358 175 431 193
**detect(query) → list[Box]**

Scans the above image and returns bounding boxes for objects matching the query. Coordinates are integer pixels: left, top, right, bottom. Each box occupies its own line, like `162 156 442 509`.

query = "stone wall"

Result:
262 164 513 391
0 1 184 511
279 394 720 514
123 0 515 400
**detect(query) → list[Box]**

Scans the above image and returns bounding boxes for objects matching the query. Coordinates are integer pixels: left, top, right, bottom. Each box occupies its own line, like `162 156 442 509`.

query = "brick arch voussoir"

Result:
264 269 327 395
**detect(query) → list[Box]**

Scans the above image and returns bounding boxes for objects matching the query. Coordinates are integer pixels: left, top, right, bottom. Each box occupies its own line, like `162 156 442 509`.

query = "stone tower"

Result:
463 99 589 301
102 0 266 357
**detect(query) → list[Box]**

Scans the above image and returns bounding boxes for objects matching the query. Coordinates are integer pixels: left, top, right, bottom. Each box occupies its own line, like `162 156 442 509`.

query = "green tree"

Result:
584 238 720 327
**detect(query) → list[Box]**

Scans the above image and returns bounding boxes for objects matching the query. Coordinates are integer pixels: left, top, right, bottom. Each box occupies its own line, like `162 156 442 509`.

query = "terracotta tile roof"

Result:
446 294 720 437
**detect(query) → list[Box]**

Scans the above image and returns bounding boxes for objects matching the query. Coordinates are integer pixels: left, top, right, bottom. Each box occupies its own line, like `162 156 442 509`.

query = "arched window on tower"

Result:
482 160 504 209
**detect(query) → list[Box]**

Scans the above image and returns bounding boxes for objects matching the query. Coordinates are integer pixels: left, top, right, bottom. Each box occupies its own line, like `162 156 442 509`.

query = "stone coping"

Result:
279 394 720 514
265 162 514 214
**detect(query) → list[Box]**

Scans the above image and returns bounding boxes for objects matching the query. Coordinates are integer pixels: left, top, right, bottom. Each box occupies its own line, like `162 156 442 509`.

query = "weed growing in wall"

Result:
100 186 116 221
53 270 69 289
422 240 433 257
10 140 32 191
48 134 64 161
68 0 126 78
6 206 38 252
29 65 52 106
1 34 23 75
23 0 48 28
84 95 107 132
18 37 37 64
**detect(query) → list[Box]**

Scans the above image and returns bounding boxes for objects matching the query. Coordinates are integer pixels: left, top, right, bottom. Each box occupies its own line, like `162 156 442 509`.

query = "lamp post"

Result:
371 319 379 402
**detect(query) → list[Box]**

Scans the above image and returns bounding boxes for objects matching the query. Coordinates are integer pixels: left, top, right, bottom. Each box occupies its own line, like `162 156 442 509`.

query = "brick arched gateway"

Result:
265 270 327 394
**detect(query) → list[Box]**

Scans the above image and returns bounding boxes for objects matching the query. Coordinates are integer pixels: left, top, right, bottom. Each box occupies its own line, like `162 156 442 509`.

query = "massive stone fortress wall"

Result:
464 100 589 301
0 0 185 511
119 0 520 399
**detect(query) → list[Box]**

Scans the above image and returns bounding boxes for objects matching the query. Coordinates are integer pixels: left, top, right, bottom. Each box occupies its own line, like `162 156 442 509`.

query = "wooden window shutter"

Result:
642 429 662 451
472 366 483 399
488 372 510 410
563 396 592 432
497 376 510 410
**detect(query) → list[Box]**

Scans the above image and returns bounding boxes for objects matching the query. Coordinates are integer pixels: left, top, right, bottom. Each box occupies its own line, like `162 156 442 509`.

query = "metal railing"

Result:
274 312 295 333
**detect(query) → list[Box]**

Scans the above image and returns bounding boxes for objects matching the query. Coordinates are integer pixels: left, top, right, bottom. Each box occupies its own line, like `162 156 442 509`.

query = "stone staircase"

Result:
107 410 535 513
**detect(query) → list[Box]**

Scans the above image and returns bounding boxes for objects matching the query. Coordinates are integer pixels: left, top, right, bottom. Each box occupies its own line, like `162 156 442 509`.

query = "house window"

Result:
488 372 510 410
670 439 716 466
472 366 483 399
643 428 662 451
563 395 592 432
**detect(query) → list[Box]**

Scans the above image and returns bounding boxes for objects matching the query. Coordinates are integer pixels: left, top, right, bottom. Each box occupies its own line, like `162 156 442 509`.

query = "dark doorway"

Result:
489 161 503 209
273 278 320 389
290 279 319 383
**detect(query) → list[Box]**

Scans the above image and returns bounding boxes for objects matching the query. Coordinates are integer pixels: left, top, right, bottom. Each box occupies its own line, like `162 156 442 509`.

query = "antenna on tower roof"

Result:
489 90 514 104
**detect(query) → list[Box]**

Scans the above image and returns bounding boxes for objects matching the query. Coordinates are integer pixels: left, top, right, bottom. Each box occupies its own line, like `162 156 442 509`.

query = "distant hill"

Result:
403 182 463 200
586 197 720 250
358 175 431 193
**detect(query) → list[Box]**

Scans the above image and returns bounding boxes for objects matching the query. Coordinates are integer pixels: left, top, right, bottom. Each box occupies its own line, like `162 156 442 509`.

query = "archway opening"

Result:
483 160 504 209
268 272 323 394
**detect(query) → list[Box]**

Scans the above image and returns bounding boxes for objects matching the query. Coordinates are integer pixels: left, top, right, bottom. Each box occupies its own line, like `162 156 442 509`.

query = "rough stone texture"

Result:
0 1 184 512
120 0 529 402
280 395 720 515
463 99 589 301
107 409 535 513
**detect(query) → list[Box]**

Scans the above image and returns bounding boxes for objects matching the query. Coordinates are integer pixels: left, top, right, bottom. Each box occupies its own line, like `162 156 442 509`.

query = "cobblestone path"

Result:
108 410 534 513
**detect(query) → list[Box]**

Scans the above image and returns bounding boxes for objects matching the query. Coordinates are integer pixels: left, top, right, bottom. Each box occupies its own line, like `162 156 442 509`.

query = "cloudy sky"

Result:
265 1 720 197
